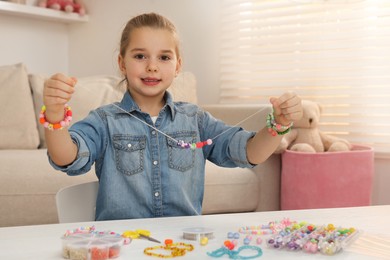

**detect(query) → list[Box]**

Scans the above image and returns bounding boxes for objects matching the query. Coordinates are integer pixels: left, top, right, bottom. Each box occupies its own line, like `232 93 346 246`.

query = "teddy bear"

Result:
38 0 86 16
274 99 351 153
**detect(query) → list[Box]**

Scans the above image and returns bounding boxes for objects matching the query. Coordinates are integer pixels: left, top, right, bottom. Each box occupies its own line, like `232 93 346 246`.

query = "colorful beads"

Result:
266 111 293 136
238 224 276 235
177 139 212 149
61 227 124 260
265 220 359 256
39 104 72 131
224 240 235 250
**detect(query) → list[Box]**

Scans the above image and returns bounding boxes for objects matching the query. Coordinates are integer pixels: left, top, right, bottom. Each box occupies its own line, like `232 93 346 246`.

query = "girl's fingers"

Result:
43 74 77 107
270 92 303 123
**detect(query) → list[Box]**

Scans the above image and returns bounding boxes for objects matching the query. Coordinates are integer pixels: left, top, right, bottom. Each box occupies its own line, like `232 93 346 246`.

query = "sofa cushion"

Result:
202 162 259 214
0 149 97 227
169 71 198 104
29 74 125 148
0 63 40 149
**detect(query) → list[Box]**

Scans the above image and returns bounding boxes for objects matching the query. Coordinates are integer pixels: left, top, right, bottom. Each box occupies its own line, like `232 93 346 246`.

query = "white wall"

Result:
68 0 221 104
0 0 221 104
0 13 69 74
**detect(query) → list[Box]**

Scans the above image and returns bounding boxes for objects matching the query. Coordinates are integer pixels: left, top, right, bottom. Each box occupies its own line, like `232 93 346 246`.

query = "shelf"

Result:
0 1 88 23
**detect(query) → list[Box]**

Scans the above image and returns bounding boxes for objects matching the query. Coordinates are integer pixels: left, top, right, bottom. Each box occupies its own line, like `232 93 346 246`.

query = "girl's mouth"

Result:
142 77 161 86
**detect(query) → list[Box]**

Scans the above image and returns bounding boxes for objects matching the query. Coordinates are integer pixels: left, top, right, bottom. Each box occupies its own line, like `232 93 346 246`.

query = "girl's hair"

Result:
119 13 181 59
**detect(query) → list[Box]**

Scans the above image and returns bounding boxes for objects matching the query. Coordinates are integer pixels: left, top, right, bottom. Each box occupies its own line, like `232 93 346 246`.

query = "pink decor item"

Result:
281 145 374 210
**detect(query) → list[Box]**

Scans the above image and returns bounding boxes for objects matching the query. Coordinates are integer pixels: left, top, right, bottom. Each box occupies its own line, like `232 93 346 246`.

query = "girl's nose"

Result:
147 62 158 72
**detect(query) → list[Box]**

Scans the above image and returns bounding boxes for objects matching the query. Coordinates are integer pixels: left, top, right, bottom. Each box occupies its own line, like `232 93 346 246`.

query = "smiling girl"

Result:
42 13 302 221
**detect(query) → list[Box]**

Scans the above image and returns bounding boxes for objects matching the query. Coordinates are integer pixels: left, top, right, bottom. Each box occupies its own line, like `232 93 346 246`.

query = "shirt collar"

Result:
118 91 176 120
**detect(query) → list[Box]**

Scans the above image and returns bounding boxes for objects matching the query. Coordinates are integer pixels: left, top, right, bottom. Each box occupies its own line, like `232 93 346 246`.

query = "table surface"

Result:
0 205 389 260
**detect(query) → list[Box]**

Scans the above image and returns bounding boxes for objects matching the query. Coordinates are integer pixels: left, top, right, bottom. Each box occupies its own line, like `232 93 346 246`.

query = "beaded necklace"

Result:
143 242 194 258
112 103 268 149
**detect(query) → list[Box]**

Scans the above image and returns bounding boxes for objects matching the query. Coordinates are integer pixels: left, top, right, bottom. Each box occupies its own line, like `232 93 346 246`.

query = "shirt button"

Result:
154 192 159 197
127 143 132 148
153 160 158 165
152 130 156 135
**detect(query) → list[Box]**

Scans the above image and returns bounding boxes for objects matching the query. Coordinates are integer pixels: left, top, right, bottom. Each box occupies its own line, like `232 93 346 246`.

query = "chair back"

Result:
56 181 99 223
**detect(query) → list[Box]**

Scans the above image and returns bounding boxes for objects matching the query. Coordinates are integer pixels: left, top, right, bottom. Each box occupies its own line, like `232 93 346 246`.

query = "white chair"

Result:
56 181 99 223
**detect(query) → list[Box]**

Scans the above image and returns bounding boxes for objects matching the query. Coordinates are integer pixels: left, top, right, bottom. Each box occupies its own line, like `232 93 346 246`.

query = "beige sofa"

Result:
0 63 281 227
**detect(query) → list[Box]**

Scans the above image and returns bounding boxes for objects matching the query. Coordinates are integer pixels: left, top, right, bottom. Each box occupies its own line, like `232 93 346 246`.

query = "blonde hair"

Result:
119 13 181 59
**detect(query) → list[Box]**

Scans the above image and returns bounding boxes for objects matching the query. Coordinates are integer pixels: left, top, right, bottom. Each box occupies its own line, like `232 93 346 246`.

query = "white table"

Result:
0 205 389 260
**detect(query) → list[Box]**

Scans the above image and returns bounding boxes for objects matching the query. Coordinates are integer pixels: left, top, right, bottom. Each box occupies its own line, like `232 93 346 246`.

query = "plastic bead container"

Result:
61 232 124 260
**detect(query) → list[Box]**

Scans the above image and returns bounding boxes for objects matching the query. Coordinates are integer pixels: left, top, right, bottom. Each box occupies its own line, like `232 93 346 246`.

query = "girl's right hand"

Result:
43 73 76 123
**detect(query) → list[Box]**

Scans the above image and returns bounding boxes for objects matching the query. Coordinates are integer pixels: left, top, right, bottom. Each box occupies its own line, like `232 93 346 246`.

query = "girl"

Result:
42 13 302 220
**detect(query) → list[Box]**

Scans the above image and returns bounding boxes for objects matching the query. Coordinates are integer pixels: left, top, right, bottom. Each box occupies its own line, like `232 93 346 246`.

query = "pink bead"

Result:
256 237 262 244
206 139 212 145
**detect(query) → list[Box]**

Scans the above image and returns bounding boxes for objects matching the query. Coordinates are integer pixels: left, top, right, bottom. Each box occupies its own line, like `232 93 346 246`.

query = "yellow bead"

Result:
200 237 208 246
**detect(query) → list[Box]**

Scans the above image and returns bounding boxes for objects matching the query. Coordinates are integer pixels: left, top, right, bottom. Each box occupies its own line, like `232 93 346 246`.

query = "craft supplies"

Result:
265 221 359 255
122 229 161 243
182 227 214 241
61 227 125 260
207 245 263 259
143 240 194 258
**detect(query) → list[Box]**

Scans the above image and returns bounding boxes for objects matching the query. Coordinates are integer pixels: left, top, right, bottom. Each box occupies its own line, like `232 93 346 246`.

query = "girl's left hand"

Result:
270 92 303 126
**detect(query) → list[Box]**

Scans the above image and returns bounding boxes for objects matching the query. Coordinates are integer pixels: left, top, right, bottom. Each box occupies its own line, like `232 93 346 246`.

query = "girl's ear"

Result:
118 55 126 75
175 57 182 77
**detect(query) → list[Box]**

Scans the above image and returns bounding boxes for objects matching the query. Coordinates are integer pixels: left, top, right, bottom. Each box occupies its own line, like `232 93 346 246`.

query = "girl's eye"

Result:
160 55 171 61
134 54 146 60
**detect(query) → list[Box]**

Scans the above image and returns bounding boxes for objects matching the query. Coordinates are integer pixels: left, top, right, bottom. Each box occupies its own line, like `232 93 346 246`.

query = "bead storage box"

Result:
266 222 359 255
61 230 124 260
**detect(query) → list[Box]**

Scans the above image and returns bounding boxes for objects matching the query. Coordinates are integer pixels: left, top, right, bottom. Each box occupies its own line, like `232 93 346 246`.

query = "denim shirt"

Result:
50 91 256 221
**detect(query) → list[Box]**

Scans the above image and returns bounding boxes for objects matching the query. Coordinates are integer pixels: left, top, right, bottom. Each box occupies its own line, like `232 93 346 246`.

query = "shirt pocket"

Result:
113 134 146 176
166 131 197 172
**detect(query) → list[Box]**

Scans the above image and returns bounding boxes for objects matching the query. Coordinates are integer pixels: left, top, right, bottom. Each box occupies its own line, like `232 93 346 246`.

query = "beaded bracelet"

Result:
39 104 72 130
266 111 293 136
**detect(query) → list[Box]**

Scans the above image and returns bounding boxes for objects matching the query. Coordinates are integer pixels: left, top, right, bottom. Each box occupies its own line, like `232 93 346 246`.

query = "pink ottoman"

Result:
281 145 374 210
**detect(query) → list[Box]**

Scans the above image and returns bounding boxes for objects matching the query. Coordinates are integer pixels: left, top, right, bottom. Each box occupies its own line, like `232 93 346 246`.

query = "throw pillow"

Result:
0 63 40 149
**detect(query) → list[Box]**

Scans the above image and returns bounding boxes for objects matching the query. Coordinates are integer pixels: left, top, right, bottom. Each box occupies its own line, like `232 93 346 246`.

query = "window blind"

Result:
220 0 390 154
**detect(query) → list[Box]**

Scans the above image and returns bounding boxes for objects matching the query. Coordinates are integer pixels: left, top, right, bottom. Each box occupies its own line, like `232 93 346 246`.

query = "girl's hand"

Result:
43 73 76 122
270 92 302 126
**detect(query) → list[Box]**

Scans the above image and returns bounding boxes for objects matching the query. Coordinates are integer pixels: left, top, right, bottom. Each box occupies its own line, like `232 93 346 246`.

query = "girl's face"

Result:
118 27 181 103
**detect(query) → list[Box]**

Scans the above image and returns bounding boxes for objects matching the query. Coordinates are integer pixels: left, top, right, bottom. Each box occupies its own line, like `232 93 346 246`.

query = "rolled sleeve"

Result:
48 132 92 176
229 130 257 168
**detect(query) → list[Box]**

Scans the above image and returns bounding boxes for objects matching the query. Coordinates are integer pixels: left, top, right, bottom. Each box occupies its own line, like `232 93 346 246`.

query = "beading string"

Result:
112 103 269 149
74 81 270 149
